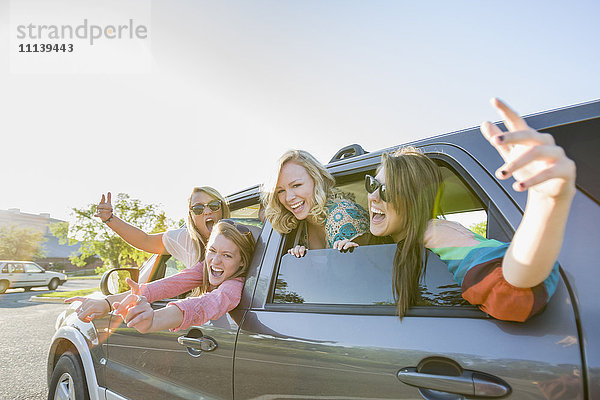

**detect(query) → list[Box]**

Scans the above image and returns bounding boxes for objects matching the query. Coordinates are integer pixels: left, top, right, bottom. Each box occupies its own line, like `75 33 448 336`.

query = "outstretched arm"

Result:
481 98 576 288
95 192 165 254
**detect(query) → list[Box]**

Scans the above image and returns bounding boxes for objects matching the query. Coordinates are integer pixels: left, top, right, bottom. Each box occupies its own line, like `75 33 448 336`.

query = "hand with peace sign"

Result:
481 98 576 288
94 192 114 223
480 98 576 200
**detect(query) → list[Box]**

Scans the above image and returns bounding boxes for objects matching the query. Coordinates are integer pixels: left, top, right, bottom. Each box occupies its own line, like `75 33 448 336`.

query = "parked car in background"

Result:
47 100 599 400
0 260 67 293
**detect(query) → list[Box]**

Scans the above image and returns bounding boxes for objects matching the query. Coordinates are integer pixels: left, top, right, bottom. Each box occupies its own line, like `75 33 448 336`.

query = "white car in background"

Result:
0 260 67 293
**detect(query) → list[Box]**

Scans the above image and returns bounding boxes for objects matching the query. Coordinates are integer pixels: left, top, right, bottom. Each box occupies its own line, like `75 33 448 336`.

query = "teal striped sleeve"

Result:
430 236 560 322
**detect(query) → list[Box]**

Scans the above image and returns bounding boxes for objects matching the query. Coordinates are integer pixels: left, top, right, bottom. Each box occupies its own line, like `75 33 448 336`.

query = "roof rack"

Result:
329 144 367 164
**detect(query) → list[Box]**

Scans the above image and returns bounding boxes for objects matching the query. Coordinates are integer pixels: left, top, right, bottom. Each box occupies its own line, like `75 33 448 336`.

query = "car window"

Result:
271 162 493 312
229 203 264 228
164 256 186 278
272 245 468 309
11 263 25 273
24 263 42 273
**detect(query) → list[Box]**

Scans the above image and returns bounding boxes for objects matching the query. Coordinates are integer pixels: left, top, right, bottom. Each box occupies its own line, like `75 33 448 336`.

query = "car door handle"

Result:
397 368 511 398
177 335 218 352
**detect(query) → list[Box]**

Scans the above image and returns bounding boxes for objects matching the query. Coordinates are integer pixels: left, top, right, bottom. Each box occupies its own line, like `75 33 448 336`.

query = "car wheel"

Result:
0 280 8 294
48 352 88 400
48 278 60 291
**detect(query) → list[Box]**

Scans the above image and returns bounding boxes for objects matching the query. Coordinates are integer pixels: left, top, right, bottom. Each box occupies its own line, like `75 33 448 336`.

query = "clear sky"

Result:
1 0 599 223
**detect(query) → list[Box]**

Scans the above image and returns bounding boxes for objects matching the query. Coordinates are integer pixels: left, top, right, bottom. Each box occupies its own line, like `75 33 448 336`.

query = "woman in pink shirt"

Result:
67 219 255 332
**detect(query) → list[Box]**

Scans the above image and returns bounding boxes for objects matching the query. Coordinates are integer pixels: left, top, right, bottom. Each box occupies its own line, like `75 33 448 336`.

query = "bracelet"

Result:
105 298 112 312
103 213 114 224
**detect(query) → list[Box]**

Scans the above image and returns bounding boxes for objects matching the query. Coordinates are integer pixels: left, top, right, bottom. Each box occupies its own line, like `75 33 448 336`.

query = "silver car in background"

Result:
0 260 67 293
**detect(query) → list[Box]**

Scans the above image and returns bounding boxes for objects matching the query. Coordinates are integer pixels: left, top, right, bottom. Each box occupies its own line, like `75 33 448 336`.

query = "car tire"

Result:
48 352 89 400
0 280 8 294
48 278 60 291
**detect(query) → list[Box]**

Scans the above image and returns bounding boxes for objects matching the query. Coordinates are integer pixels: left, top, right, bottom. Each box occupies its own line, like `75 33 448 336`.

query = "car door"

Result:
103 254 243 400
103 207 265 400
234 146 584 399
23 262 46 286
7 263 27 287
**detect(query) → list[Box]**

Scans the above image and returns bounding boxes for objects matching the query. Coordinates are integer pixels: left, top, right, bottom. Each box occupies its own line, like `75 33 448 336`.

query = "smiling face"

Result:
276 161 316 221
205 233 244 286
190 191 223 240
368 168 405 241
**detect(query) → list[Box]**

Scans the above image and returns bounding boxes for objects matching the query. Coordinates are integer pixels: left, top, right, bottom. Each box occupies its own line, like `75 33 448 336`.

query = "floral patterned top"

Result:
295 197 370 248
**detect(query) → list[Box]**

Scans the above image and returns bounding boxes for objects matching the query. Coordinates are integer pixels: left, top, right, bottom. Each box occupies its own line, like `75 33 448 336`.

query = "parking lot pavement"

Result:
0 279 100 399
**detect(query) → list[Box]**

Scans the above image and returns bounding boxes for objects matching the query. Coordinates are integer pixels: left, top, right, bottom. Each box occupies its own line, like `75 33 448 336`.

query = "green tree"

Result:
470 221 487 238
0 224 46 260
51 193 176 273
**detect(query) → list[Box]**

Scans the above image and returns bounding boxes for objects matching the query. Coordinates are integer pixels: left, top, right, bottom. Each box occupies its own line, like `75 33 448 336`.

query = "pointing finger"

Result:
490 98 529 132
480 121 510 160
107 192 112 206
64 296 86 304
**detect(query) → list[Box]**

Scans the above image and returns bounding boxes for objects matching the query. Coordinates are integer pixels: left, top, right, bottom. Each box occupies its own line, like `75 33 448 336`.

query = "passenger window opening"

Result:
269 158 505 314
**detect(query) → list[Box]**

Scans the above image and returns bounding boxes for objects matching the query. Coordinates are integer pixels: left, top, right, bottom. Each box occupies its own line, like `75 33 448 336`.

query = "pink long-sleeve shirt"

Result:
138 261 245 331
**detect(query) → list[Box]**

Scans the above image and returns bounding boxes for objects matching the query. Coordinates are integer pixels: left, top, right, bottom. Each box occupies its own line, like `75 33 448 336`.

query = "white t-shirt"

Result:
161 228 200 268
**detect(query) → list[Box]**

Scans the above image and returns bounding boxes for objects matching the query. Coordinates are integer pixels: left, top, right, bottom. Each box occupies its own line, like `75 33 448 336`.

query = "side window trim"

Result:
265 302 486 319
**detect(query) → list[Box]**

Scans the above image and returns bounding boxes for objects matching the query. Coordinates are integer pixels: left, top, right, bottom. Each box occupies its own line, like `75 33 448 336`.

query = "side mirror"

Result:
100 268 140 295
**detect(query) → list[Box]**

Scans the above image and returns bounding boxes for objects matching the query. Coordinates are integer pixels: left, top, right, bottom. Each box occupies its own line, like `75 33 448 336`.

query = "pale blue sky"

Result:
1 0 598 222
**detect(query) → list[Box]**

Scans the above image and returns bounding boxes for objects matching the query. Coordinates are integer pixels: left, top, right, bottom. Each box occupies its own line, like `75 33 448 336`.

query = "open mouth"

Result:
206 218 215 232
289 200 305 213
370 206 386 223
210 265 224 278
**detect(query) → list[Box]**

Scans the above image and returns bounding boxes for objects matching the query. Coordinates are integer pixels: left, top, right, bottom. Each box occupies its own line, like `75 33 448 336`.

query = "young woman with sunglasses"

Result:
95 186 229 268
262 150 370 257
68 219 255 332
365 98 574 322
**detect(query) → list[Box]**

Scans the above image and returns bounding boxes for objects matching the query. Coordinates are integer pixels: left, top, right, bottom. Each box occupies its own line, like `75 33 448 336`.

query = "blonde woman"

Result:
95 186 230 268
367 99 574 322
262 150 369 257
68 219 255 332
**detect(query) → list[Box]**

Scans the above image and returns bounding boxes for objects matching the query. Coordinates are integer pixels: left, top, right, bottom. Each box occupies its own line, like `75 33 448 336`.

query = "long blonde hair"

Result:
381 147 442 318
186 186 230 264
196 220 255 295
262 150 336 234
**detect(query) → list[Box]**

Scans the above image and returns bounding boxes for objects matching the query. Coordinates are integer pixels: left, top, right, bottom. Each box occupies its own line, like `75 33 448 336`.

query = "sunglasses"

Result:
221 219 252 235
365 175 387 202
190 200 222 215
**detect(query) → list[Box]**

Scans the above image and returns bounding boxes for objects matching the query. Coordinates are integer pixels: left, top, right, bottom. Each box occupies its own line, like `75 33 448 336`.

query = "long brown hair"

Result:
381 147 442 318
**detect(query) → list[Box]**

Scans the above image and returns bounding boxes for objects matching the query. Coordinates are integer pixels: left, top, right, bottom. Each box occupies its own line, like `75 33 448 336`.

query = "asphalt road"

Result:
0 279 100 400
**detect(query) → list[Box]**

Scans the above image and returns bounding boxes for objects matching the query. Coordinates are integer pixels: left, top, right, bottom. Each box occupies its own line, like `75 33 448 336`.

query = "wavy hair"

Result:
261 150 336 234
381 147 443 319
186 186 230 264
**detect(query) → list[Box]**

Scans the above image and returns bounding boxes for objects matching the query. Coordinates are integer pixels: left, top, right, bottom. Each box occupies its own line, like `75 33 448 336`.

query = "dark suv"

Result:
47 100 599 400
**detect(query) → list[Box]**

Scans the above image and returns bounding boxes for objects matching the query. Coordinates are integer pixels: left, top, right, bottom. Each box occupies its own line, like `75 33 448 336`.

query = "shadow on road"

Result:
0 290 63 309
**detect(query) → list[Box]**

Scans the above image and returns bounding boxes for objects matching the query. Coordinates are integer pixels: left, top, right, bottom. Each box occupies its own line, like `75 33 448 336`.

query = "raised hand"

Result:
480 98 576 200
65 296 110 322
94 192 113 222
